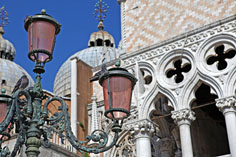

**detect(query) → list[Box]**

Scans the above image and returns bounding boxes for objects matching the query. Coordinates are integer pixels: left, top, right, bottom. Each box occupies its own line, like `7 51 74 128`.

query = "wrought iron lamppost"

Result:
0 10 137 157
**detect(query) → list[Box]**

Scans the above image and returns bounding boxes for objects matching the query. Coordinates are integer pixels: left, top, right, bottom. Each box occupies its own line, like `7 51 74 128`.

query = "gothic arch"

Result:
133 60 157 99
180 74 223 109
224 65 236 97
139 89 177 120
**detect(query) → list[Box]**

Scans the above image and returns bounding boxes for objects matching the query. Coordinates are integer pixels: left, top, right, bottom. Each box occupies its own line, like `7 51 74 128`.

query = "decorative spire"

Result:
93 0 109 30
0 6 9 36
91 93 99 133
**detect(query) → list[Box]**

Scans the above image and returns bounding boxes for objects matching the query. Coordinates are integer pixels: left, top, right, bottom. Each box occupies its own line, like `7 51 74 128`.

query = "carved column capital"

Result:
216 96 236 114
125 119 157 139
171 108 196 126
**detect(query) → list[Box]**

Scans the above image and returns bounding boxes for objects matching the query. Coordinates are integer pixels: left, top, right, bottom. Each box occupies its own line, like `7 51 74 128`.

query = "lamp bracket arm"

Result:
0 89 31 156
42 96 119 153
13 89 33 117
42 96 66 122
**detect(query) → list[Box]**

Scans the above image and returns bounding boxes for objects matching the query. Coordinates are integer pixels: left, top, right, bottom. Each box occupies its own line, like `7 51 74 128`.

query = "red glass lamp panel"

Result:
28 21 56 62
102 76 133 120
0 102 7 122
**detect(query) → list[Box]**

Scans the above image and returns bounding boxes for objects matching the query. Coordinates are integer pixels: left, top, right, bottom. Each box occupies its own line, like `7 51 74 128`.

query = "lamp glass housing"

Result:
24 10 61 64
27 20 56 63
0 101 7 122
0 90 11 122
100 67 137 120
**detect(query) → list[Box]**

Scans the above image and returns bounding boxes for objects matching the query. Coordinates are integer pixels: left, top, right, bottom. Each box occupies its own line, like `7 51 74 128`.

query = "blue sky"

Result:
1 0 121 92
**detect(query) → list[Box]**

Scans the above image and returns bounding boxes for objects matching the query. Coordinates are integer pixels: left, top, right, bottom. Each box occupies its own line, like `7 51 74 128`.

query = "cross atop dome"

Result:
93 0 109 30
0 6 9 28
0 6 8 35
87 0 115 48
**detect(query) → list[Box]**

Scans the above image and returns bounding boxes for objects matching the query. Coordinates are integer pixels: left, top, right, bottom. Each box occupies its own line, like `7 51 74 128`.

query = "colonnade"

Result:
127 96 236 157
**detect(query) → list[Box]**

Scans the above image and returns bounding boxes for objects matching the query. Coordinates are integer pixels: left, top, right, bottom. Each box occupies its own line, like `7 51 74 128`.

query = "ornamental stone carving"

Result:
115 134 136 157
205 43 236 72
171 108 196 126
216 96 236 114
125 119 156 139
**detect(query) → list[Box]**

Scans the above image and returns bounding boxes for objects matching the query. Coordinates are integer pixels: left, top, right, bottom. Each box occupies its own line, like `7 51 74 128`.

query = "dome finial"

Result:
0 27 4 36
94 0 109 30
98 21 104 30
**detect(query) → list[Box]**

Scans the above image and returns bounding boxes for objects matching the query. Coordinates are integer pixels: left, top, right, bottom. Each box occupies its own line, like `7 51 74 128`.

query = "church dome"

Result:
53 46 118 96
0 27 16 61
0 58 34 95
0 27 34 95
54 10 119 97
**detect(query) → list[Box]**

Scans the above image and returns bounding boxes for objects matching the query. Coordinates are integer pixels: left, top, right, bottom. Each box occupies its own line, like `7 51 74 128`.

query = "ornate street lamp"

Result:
0 10 136 157
24 9 61 74
99 66 136 121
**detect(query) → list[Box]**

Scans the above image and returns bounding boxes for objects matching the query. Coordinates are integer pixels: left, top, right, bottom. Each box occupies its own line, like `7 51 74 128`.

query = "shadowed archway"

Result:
191 83 229 156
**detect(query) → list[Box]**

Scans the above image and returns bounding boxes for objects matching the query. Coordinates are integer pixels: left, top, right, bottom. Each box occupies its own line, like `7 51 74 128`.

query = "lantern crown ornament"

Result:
0 10 137 157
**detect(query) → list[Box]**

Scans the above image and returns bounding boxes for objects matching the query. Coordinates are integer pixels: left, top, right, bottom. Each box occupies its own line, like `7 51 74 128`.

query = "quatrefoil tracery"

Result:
206 44 236 70
140 69 153 85
166 59 191 83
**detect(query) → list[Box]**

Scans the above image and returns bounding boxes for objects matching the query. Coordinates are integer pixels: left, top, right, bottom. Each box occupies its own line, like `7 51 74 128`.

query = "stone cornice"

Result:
171 108 196 126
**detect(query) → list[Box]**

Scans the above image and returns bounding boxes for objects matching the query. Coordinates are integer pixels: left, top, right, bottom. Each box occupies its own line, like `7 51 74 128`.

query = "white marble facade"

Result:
88 12 236 157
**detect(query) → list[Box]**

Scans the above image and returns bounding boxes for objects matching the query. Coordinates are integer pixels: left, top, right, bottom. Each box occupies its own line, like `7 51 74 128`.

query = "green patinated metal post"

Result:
25 124 41 157
25 74 43 157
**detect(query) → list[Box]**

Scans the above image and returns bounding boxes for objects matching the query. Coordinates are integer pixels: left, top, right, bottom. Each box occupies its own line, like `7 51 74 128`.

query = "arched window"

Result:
90 41 95 47
96 39 103 46
105 40 110 47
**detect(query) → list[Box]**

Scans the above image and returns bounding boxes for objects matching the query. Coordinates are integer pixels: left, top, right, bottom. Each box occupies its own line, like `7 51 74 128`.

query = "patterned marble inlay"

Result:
123 0 236 52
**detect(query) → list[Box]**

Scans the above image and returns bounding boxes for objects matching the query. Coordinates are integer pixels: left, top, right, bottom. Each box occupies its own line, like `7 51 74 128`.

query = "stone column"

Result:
216 96 236 157
171 108 196 157
70 57 78 138
126 119 155 157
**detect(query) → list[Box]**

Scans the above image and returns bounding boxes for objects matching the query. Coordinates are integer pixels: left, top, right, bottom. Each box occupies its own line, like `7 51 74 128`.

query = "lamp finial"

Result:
1 88 6 94
41 9 46 14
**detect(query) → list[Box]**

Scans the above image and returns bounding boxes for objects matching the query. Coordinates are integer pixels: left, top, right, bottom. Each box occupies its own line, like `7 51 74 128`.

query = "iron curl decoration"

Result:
0 86 121 157
41 96 120 154
0 88 32 157
0 59 131 156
